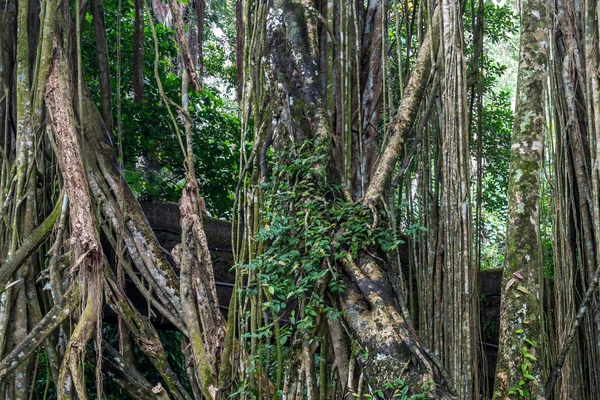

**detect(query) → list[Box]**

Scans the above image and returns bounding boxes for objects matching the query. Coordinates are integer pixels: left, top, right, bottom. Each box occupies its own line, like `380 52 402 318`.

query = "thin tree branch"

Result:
168 0 201 92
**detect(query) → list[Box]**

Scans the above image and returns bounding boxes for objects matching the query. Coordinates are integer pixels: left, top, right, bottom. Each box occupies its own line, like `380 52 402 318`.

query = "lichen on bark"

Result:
493 0 549 397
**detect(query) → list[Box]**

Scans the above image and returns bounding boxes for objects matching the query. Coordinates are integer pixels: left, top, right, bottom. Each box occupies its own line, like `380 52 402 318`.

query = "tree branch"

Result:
168 0 201 92
363 7 440 205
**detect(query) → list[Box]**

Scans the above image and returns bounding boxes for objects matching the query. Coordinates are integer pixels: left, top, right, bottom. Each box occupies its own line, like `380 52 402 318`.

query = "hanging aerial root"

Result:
0 282 80 381
58 274 103 400
0 198 61 286
179 178 224 400
363 6 440 205
79 83 183 322
103 266 192 400
545 257 600 396
44 195 70 307
102 342 157 399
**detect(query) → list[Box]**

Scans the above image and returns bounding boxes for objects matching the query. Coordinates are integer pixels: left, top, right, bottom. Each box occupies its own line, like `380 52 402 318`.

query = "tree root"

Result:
0 282 80 381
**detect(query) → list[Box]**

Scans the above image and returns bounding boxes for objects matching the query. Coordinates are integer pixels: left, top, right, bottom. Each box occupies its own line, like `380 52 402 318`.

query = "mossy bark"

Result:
179 179 225 400
0 283 79 381
0 200 60 286
492 0 549 397
103 267 192 400
545 0 600 396
244 0 456 396
102 343 156 399
2 0 37 397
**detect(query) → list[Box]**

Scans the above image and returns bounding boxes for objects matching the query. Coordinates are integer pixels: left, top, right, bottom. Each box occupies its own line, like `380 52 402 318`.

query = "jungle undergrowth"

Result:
237 142 404 396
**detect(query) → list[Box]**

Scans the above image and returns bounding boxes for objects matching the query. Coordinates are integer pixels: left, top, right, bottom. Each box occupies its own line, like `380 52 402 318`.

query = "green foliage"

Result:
484 3 519 96
476 90 514 270
480 209 506 270
202 9 238 97
82 0 240 218
237 143 401 395
358 378 432 399
119 85 240 218
247 146 399 305
463 1 518 271
31 350 57 400
479 90 513 214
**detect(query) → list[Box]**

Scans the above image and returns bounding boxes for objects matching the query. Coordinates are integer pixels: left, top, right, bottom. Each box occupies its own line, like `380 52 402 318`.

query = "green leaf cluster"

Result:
82 0 241 218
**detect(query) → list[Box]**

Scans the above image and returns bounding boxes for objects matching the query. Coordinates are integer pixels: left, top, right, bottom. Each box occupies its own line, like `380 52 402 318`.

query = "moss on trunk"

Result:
492 0 549 397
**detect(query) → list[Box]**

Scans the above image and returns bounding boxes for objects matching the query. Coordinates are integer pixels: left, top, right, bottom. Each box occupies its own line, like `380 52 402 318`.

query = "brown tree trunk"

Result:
544 0 600 396
243 0 455 396
46 40 104 400
439 0 478 396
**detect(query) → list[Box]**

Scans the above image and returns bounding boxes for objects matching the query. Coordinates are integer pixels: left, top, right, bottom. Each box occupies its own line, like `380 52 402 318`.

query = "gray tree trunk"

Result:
493 0 549 397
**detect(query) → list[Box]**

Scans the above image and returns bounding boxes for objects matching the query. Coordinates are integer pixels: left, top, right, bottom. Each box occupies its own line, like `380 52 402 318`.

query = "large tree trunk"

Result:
238 0 458 397
439 0 478 396
492 0 549 397
1 0 37 397
544 0 600 397
8 0 597 399
0 2 227 398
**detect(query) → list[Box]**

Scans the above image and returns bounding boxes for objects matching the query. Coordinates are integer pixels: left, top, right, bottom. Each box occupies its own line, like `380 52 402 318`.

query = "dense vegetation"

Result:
1 0 599 398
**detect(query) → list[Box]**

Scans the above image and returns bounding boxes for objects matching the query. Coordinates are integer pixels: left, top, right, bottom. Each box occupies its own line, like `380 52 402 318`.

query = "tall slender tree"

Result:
493 0 549 397
439 0 478 397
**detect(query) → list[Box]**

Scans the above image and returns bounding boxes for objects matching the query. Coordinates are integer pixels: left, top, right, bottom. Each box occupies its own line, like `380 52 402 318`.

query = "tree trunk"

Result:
239 0 456 397
493 0 549 397
439 0 478 396
544 0 600 396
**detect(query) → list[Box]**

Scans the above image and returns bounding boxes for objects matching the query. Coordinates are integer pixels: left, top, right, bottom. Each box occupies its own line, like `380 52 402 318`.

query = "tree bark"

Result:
363 7 440 205
493 0 549 397
46 39 104 400
439 0 478 396
251 1 453 396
